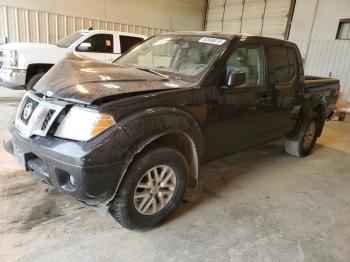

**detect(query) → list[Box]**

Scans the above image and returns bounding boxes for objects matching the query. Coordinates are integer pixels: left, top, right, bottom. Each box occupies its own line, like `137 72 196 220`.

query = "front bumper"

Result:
0 67 26 89
5 127 128 206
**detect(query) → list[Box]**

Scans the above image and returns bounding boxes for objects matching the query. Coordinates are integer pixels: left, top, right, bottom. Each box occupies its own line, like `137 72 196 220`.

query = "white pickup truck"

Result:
0 30 146 90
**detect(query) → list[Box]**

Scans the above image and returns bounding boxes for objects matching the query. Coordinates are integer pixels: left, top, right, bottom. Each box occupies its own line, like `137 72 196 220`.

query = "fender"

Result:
26 63 54 83
302 92 327 116
288 94 327 140
117 106 202 159
101 106 202 205
303 94 327 134
18 47 67 69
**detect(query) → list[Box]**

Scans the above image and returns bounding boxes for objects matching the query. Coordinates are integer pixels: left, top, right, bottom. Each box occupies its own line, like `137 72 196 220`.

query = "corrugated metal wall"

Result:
0 5 168 44
206 0 293 39
288 0 350 103
292 39 350 102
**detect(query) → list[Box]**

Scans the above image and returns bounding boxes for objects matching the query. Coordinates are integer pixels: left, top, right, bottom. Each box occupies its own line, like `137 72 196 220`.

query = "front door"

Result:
76 33 114 62
203 42 276 160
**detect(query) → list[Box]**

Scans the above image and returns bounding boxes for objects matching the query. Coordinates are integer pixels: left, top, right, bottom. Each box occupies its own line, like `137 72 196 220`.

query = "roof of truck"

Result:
160 31 296 46
79 30 147 39
166 31 251 37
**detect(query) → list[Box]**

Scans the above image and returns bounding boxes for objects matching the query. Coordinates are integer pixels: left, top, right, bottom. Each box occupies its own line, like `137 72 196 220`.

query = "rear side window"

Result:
81 34 113 53
268 46 296 83
120 35 144 53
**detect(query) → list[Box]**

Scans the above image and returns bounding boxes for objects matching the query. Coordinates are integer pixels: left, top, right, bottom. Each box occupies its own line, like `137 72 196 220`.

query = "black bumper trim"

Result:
28 158 51 184
8 128 129 206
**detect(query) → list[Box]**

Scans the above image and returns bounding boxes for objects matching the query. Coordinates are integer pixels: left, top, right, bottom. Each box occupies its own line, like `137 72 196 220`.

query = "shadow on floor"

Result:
166 140 338 225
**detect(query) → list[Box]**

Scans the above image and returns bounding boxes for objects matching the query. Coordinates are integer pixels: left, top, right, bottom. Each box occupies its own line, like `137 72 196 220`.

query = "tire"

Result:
26 72 46 90
109 147 188 231
285 112 320 157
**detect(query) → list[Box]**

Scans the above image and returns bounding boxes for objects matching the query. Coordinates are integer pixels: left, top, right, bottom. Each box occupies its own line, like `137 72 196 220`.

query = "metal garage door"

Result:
205 0 294 39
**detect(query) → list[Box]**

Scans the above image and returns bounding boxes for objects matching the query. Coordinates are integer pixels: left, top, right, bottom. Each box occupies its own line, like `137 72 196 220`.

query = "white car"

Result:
0 30 147 90
0 45 3 67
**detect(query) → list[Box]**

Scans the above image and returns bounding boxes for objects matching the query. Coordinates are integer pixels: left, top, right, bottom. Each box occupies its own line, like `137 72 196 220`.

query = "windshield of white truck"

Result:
56 32 88 48
115 35 229 81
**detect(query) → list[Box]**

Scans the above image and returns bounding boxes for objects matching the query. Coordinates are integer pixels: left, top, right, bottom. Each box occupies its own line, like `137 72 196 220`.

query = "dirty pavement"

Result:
1 91 350 262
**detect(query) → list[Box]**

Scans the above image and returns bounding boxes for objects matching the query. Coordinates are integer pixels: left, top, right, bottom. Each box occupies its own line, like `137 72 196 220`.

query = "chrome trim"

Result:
0 67 26 86
14 91 68 138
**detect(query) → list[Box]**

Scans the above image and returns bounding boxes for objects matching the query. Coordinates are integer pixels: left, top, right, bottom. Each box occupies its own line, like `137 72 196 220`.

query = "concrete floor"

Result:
1 87 350 262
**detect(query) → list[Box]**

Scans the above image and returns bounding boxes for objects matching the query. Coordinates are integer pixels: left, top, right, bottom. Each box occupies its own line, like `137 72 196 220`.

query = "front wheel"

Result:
109 147 188 231
285 112 320 157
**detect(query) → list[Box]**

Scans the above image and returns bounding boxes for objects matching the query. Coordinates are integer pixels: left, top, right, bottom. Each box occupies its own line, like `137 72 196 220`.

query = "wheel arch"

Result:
25 63 54 84
130 131 199 188
311 103 326 137
288 95 327 140
104 106 203 206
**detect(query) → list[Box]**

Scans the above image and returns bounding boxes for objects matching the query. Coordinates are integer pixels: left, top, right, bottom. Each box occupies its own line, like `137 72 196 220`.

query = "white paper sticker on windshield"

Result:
198 37 227 45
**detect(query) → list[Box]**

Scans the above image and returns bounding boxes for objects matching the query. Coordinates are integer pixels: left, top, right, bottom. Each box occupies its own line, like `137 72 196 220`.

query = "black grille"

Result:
41 109 56 131
21 97 39 125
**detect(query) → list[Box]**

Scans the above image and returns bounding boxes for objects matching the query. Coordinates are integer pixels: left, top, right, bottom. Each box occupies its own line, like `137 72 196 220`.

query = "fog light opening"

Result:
69 175 75 186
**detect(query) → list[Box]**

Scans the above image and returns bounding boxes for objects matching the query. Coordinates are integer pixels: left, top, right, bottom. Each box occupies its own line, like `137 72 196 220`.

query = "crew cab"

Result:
5 32 339 230
0 30 146 90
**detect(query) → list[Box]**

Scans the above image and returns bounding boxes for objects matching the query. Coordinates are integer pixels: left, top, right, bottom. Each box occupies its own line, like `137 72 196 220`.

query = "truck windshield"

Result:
56 32 87 48
115 35 228 81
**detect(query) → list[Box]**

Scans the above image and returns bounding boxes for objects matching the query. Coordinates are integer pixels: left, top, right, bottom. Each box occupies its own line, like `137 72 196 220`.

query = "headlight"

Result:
2 49 18 68
54 106 116 141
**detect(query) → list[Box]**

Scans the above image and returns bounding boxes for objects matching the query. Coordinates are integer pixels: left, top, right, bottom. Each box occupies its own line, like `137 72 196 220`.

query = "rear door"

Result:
117 35 145 57
266 45 303 136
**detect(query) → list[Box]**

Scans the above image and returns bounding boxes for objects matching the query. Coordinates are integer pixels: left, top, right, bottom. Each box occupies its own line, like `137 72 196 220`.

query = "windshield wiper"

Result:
135 67 169 79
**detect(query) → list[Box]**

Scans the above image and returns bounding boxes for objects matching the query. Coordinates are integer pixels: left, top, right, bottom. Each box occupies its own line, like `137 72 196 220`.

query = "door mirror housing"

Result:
227 71 246 88
77 42 91 52
1 35 8 44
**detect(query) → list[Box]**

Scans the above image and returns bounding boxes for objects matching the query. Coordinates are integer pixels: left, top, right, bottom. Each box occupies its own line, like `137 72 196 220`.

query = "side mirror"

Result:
1 35 8 44
227 71 246 88
77 42 91 52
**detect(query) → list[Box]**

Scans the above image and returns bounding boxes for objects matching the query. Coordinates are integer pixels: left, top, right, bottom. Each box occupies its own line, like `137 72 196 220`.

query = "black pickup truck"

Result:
5 32 339 230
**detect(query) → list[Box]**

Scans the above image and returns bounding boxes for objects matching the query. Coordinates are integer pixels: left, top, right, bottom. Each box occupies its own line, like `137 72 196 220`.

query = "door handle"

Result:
259 96 272 103
256 92 271 100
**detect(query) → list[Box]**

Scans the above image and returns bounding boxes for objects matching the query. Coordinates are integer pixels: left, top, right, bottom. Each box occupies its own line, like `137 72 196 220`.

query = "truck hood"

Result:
34 53 190 105
2 42 58 51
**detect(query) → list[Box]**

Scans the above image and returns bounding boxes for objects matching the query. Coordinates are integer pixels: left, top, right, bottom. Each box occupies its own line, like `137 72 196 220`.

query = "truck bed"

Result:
304 75 339 117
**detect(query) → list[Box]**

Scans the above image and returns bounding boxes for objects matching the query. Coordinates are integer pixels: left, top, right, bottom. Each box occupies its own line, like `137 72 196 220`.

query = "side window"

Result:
120 35 144 53
80 34 113 53
268 46 297 83
225 46 264 87
336 19 350 40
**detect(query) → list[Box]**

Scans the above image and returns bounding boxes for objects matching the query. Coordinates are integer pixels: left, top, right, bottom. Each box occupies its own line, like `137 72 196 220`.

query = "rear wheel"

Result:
109 147 188 231
285 112 320 157
26 72 46 90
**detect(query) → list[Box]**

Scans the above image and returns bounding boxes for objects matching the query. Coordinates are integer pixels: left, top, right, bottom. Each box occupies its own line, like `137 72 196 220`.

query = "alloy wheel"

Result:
133 165 176 215
303 121 316 149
